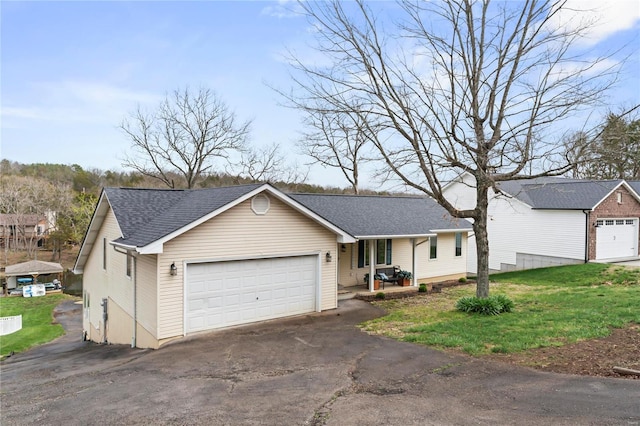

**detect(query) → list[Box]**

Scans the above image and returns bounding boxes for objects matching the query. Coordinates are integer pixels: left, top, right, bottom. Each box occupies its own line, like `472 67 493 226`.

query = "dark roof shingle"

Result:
496 178 623 209
290 193 471 237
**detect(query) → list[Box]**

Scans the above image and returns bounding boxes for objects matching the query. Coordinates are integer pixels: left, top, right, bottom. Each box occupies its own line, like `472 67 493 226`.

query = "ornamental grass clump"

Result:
456 294 514 315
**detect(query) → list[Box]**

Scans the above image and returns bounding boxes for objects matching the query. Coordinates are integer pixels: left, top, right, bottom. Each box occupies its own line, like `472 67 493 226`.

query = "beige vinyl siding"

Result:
157 196 337 340
337 239 414 287
82 207 159 346
82 209 123 341
135 254 157 337
415 233 467 281
337 243 357 286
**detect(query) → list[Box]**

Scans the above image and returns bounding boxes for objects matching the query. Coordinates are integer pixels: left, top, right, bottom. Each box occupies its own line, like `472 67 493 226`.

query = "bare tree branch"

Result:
280 0 626 297
121 87 251 189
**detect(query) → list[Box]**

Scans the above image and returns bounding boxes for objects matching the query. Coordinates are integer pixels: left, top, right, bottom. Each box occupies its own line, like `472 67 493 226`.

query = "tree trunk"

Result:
474 183 490 298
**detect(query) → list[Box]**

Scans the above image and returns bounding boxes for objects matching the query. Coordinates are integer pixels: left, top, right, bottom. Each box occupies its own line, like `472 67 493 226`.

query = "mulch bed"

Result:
487 324 640 379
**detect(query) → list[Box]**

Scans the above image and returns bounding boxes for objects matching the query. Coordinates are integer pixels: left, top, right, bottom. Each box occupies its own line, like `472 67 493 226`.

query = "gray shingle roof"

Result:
629 181 640 196
290 193 472 237
106 184 263 247
496 178 623 209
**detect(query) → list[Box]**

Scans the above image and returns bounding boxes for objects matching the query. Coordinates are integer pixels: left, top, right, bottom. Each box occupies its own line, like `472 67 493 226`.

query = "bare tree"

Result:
121 87 251 189
284 0 623 297
298 108 374 194
233 143 308 184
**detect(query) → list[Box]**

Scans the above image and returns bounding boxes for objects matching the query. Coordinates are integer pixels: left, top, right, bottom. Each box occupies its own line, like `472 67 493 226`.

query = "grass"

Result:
360 264 640 355
0 294 75 357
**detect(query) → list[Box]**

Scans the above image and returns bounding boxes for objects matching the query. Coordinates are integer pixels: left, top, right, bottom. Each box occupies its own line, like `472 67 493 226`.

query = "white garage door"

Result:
596 219 638 260
186 256 317 333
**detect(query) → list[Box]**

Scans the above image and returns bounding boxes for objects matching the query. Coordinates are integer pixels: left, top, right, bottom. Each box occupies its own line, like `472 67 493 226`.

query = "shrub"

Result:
418 283 427 293
458 277 467 283
375 292 386 300
455 295 514 315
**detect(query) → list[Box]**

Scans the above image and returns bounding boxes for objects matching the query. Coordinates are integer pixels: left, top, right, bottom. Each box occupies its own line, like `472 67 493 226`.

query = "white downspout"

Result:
369 240 375 292
131 255 137 348
411 238 417 287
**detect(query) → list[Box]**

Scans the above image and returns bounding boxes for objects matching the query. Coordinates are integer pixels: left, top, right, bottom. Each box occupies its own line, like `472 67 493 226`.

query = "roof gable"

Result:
74 184 357 272
496 178 628 210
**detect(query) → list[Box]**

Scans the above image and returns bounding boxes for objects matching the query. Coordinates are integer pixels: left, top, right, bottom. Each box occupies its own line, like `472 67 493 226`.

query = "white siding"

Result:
445 177 587 272
157 196 337 340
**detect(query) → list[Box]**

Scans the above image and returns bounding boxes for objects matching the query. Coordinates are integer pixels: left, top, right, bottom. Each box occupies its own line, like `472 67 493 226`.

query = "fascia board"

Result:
592 181 640 210
429 228 474 233
73 190 119 273
354 234 437 239
491 188 533 209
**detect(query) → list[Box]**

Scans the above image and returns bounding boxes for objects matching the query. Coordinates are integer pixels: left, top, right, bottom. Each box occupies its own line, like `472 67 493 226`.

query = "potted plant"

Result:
397 270 413 286
365 273 382 290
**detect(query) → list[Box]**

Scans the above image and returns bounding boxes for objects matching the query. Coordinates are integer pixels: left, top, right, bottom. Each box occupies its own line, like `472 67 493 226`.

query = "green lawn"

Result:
0 294 75 357
360 264 640 355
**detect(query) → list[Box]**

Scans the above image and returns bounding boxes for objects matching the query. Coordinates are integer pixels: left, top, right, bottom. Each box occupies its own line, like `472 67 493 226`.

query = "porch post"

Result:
369 239 375 292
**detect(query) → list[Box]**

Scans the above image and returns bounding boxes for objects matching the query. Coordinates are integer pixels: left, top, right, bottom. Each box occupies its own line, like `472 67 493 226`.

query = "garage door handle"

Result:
256 297 259 300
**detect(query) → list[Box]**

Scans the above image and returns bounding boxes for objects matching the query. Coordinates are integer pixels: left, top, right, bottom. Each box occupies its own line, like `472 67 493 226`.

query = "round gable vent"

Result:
251 194 270 215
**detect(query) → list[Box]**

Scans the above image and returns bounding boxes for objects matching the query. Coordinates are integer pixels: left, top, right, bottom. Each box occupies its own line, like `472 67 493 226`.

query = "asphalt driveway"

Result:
1 299 639 425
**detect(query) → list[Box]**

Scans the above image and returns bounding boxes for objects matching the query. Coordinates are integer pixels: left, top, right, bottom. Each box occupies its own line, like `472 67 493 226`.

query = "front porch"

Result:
338 283 419 300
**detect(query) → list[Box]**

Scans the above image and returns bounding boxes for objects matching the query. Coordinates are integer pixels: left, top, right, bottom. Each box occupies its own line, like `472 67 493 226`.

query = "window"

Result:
605 219 614 226
596 220 603 226
358 239 392 267
430 236 437 259
376 239 386 265
617 192 622 204
626 219 634 225
103 238 107 270
364 240 370 266
455 233 462 257
126 253 133 278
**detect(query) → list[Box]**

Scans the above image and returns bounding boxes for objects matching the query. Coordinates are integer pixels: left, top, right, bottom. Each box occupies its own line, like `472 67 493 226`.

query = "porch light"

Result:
170 262 178 276
325 252 332 262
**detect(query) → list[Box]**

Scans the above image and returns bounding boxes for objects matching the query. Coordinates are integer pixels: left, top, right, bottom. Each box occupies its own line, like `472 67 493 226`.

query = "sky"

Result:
1 0 640 190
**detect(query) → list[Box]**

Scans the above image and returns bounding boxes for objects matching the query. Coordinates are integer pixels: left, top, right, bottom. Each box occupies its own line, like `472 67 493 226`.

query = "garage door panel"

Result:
186 256 318 333
596 219 637 260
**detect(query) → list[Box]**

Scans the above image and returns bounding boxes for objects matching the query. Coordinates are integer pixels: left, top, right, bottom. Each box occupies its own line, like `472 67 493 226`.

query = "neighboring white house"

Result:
444 173 640 273
74 184 471 349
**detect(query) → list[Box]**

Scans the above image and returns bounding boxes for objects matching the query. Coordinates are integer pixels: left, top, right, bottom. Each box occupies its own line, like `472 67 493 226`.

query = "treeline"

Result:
0 160 380 196
0 160 391 263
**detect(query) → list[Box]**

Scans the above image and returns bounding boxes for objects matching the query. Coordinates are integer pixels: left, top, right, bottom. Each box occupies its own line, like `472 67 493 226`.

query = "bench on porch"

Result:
364 266 401 289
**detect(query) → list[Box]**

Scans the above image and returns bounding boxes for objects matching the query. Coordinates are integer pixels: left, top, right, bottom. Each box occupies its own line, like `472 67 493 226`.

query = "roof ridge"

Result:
291 192 426 199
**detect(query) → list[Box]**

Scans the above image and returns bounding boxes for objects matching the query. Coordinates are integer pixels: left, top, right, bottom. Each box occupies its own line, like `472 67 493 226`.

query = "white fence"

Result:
0 315 23 336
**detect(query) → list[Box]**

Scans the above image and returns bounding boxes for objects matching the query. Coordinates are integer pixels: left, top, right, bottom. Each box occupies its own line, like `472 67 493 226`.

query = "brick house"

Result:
443 174 640 273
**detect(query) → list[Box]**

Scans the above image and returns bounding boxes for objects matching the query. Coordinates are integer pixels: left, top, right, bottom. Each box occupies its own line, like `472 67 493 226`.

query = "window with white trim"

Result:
430 236 437 260
358 239 392 267
455 233 462 257
626 219 634 225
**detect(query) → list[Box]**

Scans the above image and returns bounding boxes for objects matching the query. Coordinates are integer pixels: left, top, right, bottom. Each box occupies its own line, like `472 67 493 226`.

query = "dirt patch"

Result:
486 324 640 379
